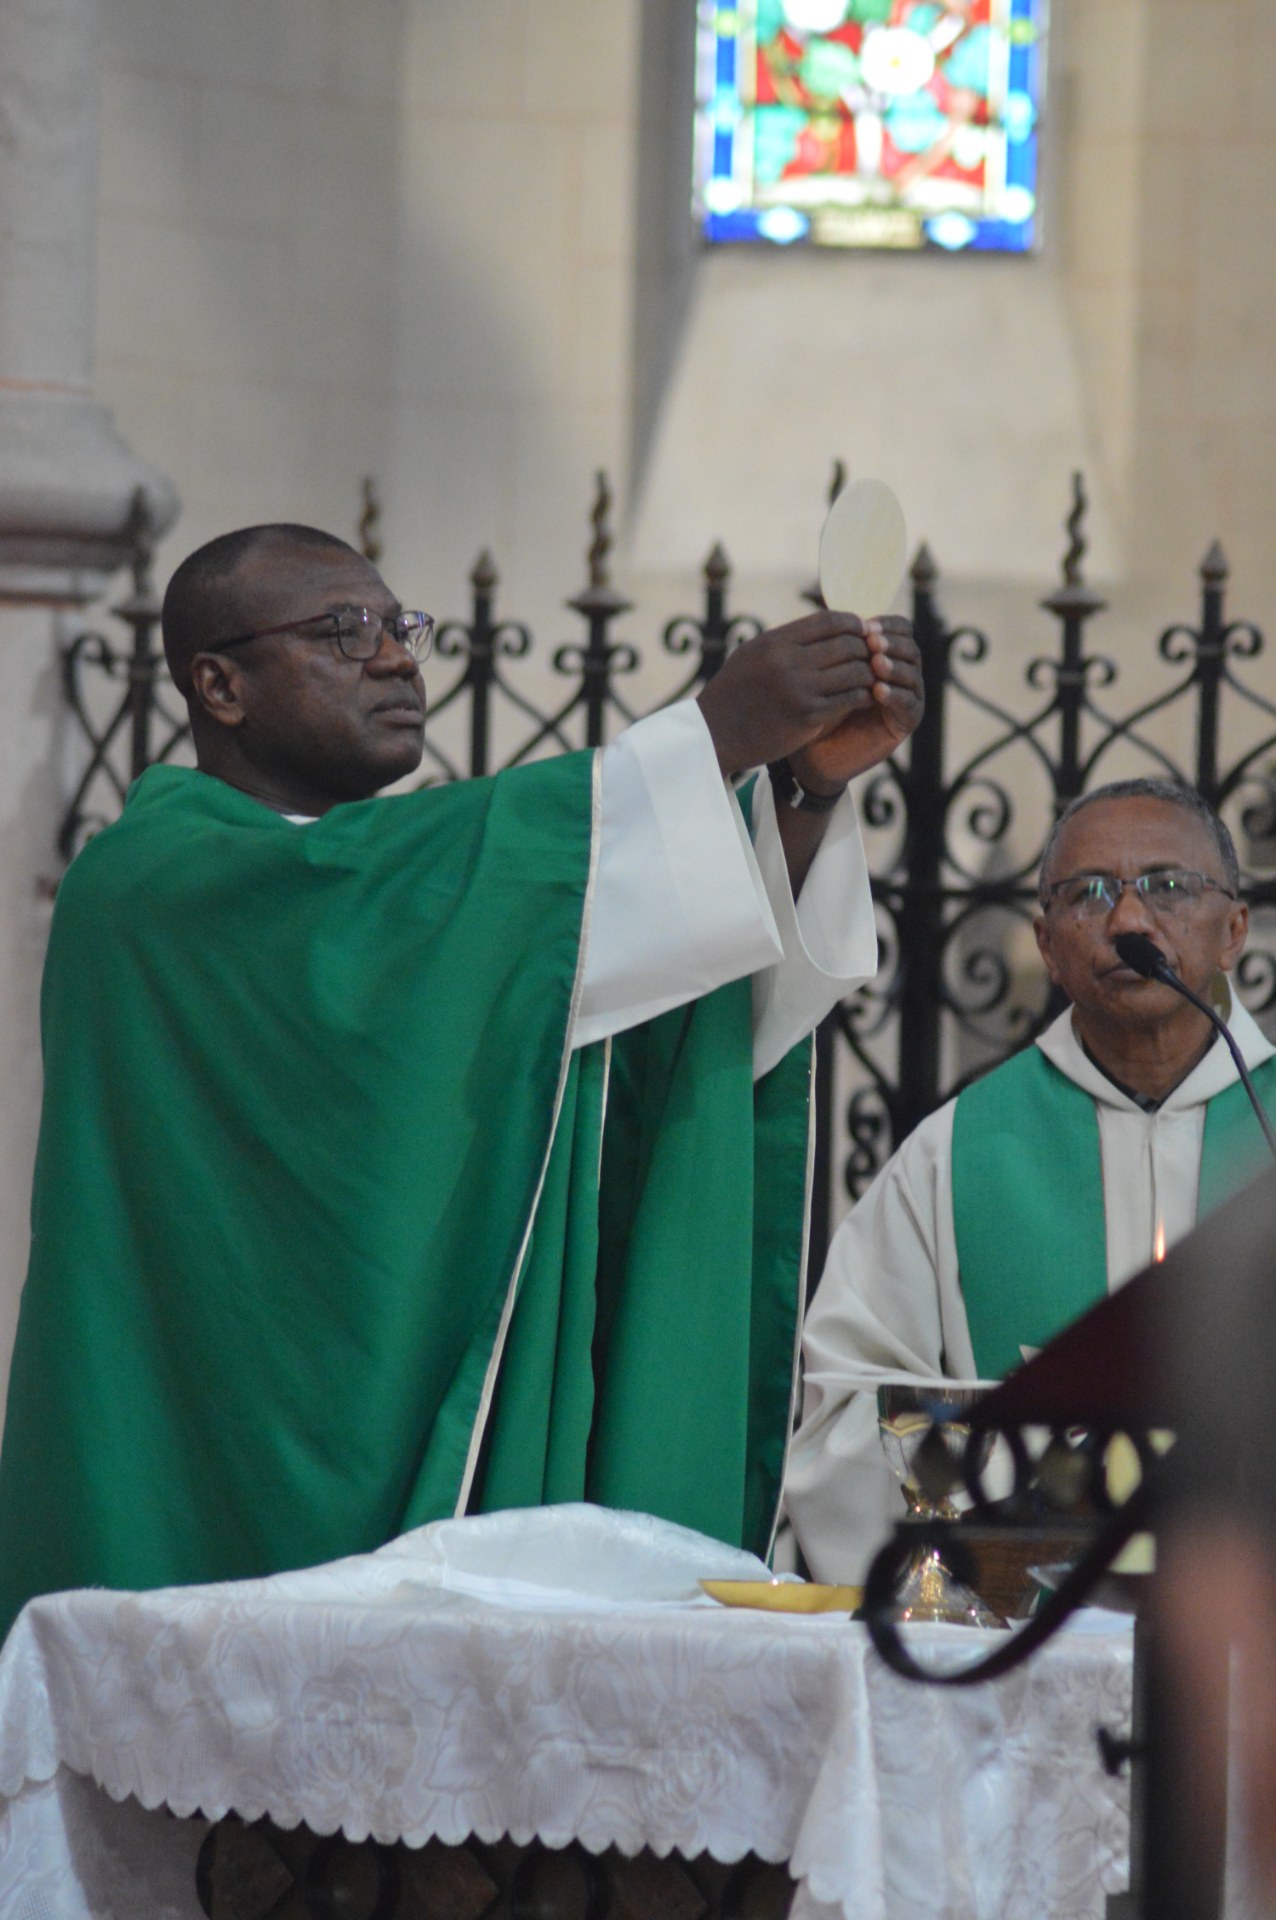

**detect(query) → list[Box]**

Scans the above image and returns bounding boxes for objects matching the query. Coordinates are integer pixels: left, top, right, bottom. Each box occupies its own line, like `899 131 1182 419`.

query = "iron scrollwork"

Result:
838 468 1275 1220
59 471 1274 1253
59 490 190 861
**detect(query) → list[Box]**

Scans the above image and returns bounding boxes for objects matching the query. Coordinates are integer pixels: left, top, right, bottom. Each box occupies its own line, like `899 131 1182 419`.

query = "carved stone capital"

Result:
0 388 177 604
0 0 178 604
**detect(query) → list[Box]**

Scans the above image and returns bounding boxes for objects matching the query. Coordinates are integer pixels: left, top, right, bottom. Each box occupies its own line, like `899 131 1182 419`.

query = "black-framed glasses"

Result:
1042 868 1237 919
214 607 434 663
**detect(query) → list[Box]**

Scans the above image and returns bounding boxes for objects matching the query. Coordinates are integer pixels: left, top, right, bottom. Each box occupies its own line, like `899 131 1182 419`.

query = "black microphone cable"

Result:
1113 930 1276 1165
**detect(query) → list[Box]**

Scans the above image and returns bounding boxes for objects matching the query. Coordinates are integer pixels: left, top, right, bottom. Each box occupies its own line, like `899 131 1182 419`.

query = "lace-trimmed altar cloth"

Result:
0 1505 1136 1920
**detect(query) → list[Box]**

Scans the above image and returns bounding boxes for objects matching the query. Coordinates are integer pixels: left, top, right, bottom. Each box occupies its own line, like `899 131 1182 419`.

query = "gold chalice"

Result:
877 1384 1006 1628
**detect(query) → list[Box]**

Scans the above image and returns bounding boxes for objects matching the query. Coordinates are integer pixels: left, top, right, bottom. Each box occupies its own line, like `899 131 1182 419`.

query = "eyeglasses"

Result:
213 607 434 663
1042 869 1237 918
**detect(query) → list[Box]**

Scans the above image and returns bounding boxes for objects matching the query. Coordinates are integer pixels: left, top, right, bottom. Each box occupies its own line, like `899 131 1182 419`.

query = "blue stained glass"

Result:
693 0 1048 254
756 206 810 243
753 106 806 186
1007 134 1036 187
945 24 992 93
705 209 767 242
927 213 978 251
714 89 739 132
1003 91 1036 142
887 92 949 155
970 219 1032 251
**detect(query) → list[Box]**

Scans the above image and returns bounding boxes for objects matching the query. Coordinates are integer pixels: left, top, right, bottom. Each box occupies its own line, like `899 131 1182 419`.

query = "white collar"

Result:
1035 984 1275 1112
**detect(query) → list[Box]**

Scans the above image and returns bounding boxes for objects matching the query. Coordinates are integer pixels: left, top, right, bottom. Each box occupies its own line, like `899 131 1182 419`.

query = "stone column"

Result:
0 0 177 603
0 0 178 1417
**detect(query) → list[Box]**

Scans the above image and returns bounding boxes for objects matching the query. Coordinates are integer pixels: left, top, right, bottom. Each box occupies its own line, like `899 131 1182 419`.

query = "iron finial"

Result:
129 488 156 601
1201 540 1229 588
471 549 499 595
359 477 383 564
1061 472 1088 588
111 488 160 622
587 471 613 591
910 542 937 593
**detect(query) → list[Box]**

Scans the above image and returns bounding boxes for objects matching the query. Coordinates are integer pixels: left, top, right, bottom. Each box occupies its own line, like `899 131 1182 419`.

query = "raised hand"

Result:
788 614 922 795
695 610 922 793
695 610 882 780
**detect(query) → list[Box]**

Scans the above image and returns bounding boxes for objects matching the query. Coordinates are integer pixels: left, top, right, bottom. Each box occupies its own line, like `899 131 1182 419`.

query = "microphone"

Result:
1111 930 1172 981
1113 931 1276 1163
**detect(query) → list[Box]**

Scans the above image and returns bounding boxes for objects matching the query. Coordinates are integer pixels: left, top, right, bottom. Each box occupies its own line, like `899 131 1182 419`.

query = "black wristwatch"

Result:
767 757 845 814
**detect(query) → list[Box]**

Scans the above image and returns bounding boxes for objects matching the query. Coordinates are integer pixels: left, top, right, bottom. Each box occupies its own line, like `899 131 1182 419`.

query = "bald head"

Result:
157 523 425 815
161 524 364 696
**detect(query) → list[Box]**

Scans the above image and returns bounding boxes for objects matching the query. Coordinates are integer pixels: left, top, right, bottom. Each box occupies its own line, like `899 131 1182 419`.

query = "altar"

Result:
0 1506 1140 1920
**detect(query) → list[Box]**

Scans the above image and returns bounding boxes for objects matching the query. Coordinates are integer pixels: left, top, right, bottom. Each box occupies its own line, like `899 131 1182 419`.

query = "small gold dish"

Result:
699 1579 863 1614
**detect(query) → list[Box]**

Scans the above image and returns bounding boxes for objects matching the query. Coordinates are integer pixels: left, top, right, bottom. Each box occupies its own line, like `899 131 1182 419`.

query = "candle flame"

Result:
1153 1219 1167 1263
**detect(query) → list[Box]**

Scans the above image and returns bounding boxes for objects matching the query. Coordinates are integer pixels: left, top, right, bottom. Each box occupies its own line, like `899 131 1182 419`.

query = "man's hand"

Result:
696 610 922 792
696 609 922 898
788 615 922 797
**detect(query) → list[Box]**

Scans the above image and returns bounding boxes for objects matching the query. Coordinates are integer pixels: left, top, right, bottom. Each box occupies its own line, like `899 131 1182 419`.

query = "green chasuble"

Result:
0 760 811 1636
951 1040 1276 1379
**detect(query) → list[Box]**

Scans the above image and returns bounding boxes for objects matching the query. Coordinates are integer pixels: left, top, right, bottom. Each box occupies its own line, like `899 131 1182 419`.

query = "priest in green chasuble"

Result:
0 523 922 1636
787 780 1274 1583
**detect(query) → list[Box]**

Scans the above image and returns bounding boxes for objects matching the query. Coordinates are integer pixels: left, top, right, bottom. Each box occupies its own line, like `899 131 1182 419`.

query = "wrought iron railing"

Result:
832 476 1276 1244
58 492 191 860
59 476 1276 1274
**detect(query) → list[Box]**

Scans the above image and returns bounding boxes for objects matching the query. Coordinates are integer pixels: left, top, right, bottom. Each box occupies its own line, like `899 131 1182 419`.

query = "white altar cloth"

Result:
0 1507 1135 1920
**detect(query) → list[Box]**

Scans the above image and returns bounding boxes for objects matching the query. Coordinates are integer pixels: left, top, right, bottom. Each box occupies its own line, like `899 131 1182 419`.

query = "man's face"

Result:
1033 797 1248 1028
210 543 426 804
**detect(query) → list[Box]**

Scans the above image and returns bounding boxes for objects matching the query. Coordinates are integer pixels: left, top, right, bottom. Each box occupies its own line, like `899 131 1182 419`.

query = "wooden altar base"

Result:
196 1814 797 1920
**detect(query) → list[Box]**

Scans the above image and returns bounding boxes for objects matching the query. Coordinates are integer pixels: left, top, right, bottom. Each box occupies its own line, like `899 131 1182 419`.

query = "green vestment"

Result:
0 762 811 1636
951 1041 1276 1378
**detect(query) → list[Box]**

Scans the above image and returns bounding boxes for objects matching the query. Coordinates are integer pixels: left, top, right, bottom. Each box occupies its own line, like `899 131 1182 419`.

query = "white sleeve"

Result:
749 767 878 1080
782 1100 981 1585
574 702 878 1079
573 702 784 1049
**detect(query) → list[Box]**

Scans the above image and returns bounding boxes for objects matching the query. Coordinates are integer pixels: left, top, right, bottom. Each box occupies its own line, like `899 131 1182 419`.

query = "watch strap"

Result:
766 758 844 814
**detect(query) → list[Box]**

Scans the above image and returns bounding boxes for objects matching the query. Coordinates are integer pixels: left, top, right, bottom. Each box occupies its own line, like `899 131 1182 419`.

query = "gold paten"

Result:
699 1579 864 1615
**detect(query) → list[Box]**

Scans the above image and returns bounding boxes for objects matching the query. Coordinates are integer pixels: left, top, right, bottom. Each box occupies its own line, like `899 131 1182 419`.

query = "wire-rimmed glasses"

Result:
214 608 434 664
1042 869 1236 919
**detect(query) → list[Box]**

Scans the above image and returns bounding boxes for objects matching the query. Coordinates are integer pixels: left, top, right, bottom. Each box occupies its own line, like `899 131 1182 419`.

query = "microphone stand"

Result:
1112 931 1276 1165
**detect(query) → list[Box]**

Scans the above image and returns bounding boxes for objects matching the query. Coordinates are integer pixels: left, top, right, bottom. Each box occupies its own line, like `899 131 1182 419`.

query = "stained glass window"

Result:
693 0 1047 254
